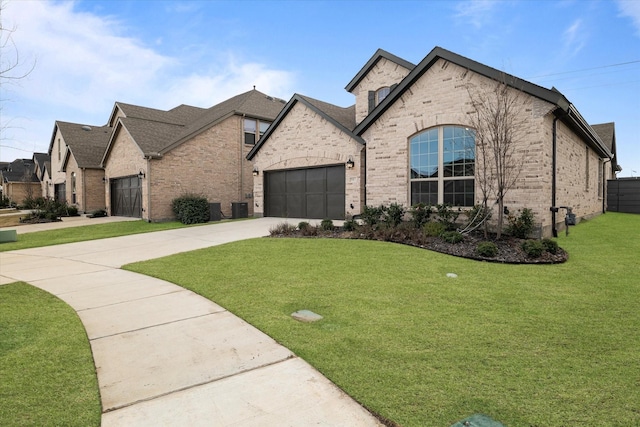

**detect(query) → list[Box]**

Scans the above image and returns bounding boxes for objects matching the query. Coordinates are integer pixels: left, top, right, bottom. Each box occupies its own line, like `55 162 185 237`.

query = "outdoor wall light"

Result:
252 167 260 176
346 157 355 169
102 177 108 183
138 170 145 179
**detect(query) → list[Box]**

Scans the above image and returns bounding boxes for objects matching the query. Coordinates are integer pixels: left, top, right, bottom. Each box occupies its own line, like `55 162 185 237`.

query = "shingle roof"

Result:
57 121 112 169
104 89 286 162
1 159 39 183
345 48 416 93
591 123 615 152
247 93 361 160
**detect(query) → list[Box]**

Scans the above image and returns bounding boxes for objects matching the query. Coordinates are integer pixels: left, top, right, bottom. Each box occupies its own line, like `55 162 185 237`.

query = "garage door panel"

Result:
265 166 345 220
111 176 142 218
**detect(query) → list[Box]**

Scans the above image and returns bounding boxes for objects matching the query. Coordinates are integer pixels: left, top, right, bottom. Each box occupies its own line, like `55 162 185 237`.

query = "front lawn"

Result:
0 220 192 252
125 212 640 426
0 283 101 426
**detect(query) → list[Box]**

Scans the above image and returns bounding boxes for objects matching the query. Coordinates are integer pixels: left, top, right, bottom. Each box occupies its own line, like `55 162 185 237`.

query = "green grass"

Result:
0 283 101 426
0 220 193 252
125 212 640 426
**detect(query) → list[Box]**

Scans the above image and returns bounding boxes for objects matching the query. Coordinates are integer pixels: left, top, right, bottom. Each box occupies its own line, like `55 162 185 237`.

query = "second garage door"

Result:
265 165 345 220
110 176 142 218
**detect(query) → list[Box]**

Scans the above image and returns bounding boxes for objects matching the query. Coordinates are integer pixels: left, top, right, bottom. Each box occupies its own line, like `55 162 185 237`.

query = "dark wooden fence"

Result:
607 178 640 214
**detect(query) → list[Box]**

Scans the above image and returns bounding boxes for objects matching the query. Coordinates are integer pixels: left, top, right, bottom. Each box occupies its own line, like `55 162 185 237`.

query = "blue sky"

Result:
2 0 639 176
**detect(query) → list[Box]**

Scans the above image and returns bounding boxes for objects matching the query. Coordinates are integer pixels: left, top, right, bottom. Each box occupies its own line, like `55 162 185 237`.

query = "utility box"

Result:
209 203 221 221
231 202 248 219
565 212 577 226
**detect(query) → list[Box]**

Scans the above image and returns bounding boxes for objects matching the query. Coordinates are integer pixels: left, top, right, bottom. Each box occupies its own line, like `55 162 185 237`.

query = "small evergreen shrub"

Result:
320 219 334 231
343 218 357 231
409 203 432 228
507 208 535 239
361 205 385 227
423 221 445 237
171 194 209 224
465 204 492 228
542 238 559 254
298 221 310 231
441 231 463 244
435 204 461 231
88 209 107 218
521 239 544 258
384 203 405 227
476 241 498 257
66 205 79 217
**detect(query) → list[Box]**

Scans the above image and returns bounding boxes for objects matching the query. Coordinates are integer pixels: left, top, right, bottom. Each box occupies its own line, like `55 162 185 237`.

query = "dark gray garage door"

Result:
265 165 345 219
111 176 142 217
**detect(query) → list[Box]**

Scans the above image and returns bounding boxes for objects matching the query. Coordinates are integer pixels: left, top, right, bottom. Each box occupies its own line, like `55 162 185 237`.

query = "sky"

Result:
1 0 639 176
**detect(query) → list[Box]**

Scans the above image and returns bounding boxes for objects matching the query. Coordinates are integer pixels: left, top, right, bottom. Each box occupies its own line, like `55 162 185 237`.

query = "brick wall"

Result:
50 128 68 196
252 101 364 218
350 57 412 125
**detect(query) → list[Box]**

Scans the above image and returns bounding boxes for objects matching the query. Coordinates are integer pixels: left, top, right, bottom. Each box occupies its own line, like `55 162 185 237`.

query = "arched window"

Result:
410 125 475 207
376 87 390 105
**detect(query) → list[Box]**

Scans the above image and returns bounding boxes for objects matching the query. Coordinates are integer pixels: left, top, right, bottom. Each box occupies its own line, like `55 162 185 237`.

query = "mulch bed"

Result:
269 226 568 264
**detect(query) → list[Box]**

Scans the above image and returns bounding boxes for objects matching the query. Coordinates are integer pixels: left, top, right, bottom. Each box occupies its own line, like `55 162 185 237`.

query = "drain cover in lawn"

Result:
291 310 323 322
450 414 505 427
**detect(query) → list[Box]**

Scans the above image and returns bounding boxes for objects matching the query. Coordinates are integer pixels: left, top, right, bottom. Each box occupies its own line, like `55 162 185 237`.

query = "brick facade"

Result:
251 101 364 218
50 128 68 200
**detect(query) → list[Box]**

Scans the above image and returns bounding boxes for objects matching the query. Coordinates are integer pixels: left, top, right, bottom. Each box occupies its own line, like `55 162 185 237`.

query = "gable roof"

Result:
592 122 621 172
247 93 362 160
1 158 39 183
354 46 612 159
55 121 112 170
345 48 416 93
103 89 286 163
32 152 51 180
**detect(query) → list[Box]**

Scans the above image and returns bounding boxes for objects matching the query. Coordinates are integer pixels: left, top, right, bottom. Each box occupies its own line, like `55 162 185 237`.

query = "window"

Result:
58 138 61 161
410 126 475 207
376 87 390 105
244 118 271 145
585 146 590 191
71 172 77 204
598 159 603 198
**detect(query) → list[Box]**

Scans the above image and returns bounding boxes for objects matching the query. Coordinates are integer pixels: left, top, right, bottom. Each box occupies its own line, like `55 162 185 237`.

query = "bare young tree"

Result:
467 76 528 239
1 1 36 146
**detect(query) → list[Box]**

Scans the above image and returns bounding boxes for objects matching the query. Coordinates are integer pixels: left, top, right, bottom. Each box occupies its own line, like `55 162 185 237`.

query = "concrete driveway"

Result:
0 218 382 426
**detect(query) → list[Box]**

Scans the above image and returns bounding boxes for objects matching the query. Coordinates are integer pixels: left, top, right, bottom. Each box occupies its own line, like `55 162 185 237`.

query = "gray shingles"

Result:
57 121 112 169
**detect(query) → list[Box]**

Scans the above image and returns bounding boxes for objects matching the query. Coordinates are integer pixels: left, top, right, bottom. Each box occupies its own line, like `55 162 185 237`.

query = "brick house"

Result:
248 47 617 237
48 121 111 212
101 89 286 221
32 152 52 199
0 158 40 205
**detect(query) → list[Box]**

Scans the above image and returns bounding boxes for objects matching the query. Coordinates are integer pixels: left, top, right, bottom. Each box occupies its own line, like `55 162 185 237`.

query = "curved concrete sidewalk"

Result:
0 218 382 426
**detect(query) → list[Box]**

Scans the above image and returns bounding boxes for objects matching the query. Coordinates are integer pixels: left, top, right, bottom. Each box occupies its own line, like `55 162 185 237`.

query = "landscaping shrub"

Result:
465 204 492 229
542 238 559 254
435 204 461 231
507 208 535 239
423 221 445 237
0 196 13 208
88 209 107 218
361 205 385 227
343 218 357 231
66 205 79 217
171 194 209 224
269 222 297 235
298 221 310 231
384 203 405 227
409 203 432 228
320 219 334 231
521 239 544 258
476 241 498 257
441 231 464 244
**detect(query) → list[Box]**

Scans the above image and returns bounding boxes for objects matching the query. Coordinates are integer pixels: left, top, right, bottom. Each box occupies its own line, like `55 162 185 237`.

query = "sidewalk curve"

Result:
0 218 382 426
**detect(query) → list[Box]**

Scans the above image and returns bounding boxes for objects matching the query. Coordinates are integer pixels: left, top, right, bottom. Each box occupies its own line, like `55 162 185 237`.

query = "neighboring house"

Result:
48 121 111 213
33 152 52 199
0 159 40 205
248 47 617 237
101 89 286 221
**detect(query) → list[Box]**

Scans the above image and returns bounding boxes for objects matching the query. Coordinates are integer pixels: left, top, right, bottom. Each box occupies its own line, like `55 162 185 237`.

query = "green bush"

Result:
88 209 107 218
542 238 559 254
384 203 405 227
423 221 445 237
361 205 385 227
0 195 12 208
320 219 334 231
298 221 310 231
465 204 492 228
171 194 209 224
435 204 461 231
441 231 463 244
476 241 498 257
343 218 357 231
409 203 432 228
66 205 79 217
269 222 297 235
507 208 535 239
521 239 544 258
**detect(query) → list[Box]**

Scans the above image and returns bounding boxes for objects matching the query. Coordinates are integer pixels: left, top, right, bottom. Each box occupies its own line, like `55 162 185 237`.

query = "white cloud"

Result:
454 0 499 29
617 0 640 36
562 19 586 57
0 0 295 161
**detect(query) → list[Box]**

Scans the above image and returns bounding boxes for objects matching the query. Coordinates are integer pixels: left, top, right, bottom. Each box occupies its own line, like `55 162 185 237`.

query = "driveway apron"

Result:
0 218 381 426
